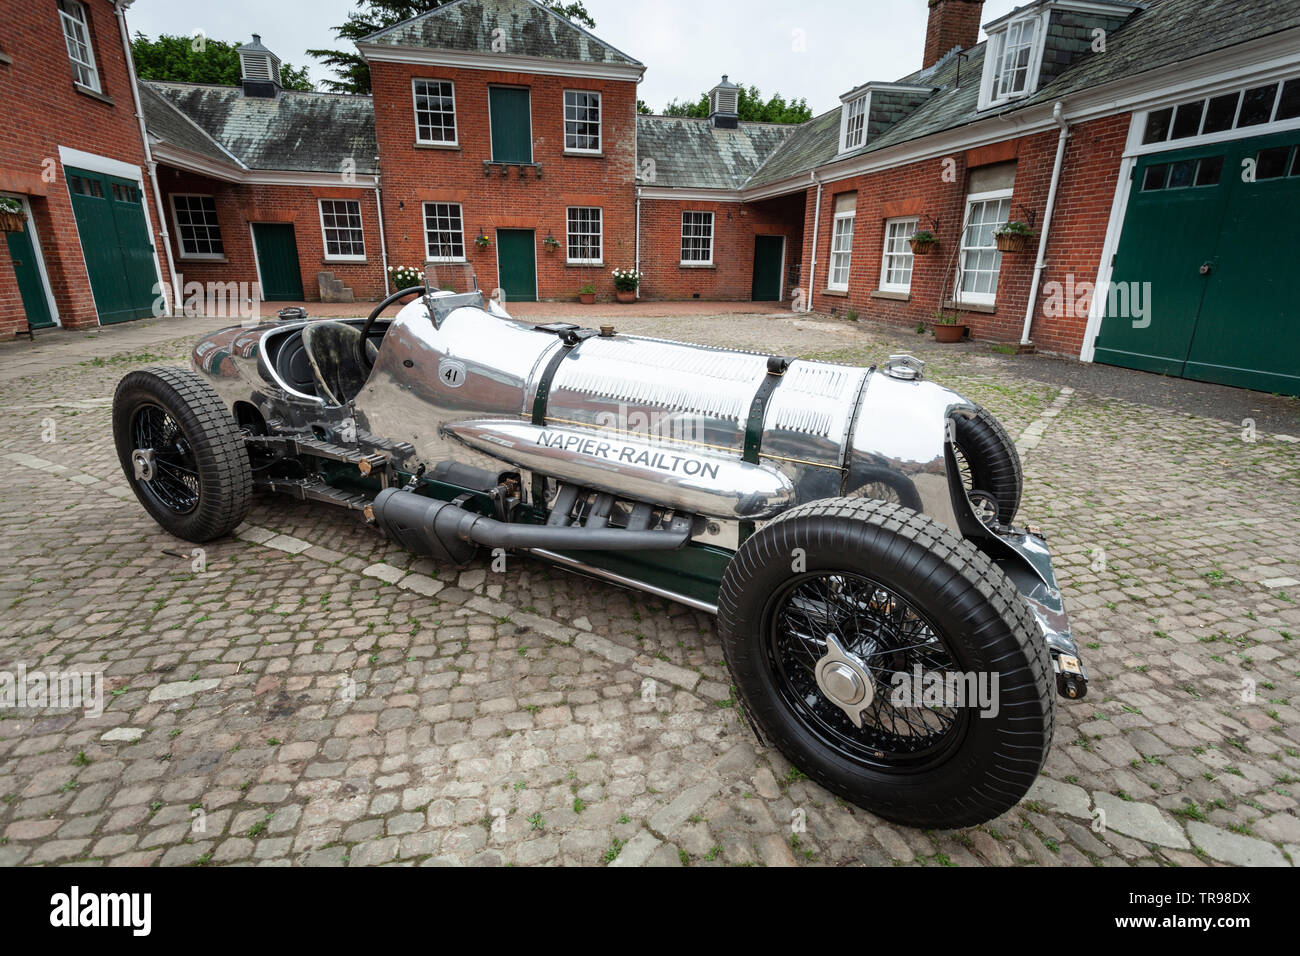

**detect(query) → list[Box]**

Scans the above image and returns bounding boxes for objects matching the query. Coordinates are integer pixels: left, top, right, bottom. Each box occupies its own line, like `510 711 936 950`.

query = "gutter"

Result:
804 171 822 312
116 1 180 314
1021 101 1070 346
374 173 390 297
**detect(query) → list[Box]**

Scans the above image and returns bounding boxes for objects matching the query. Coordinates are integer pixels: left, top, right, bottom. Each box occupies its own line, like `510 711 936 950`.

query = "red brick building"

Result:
5 0 1299 395
0 0 172 339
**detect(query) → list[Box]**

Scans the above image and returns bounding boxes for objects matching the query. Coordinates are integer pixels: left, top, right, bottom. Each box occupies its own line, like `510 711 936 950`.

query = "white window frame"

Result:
979 14 1047 110
566 206 603 264
423 201 466 263
563 89 602 154
58 0 100 93
879 216 918 294
828 211 855 291
680 211 714 266
954 189 1013 306
170 193 225 261
318 198 366 262
840 95 868 153
413 78 458 146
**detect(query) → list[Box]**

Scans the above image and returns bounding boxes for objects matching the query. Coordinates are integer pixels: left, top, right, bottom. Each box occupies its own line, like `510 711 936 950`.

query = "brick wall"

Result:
155 167 387 308
370 61 638 302
800 112 1128 356
0 0 165 338
637 193 805 301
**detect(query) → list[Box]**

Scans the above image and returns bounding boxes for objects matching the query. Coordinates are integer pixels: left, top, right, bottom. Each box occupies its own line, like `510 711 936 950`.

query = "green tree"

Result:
309 0 596 94
661 85 811 124
131 33 314 91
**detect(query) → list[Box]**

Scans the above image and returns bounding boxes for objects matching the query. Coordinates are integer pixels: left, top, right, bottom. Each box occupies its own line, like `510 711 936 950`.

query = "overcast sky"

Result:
125 0 1027 113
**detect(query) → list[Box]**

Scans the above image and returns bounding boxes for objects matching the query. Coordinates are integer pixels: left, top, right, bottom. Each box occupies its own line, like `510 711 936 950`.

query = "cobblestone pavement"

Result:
0 308 1297 867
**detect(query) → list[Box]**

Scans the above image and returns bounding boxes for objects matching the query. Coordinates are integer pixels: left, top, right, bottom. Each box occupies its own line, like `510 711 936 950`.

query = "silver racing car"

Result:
113 277 1086 828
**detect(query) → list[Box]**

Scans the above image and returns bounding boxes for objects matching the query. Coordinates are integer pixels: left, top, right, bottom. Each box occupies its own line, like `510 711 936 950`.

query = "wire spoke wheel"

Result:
132 404 200 514
113 367 251 542
765 571 966 769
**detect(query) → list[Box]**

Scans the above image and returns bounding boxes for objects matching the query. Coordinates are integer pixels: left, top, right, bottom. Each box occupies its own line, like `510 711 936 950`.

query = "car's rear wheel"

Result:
112 367 251 542
718 497 1053 829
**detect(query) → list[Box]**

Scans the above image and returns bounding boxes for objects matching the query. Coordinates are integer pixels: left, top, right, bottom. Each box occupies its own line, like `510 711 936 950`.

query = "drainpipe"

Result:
116 1 180 315
634 186 641 299
1021 101 1070 346
805 171 823 312
374 173 391 296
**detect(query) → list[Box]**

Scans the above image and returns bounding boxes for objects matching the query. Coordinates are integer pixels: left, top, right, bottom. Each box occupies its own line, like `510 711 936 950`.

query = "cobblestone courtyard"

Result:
1 308 1298 867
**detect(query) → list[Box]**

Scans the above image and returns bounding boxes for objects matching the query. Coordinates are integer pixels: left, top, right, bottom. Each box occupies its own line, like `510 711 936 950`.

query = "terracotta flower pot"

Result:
995 232 1030 254
0 211 24 233
933 323 967 343
579 292 596 305
909 238 937 256
616 289 636 303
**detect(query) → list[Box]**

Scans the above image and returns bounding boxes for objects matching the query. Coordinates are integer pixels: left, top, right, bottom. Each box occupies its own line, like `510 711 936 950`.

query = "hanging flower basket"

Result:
0 199 24 233
993 221 1033 254
909 231 938 256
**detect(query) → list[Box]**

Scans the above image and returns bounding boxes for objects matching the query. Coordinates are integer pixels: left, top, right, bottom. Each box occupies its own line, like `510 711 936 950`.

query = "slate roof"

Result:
635 117 797 190
139 83 239 168
746 0 1300 189
145 82 378 175
360 0 643 69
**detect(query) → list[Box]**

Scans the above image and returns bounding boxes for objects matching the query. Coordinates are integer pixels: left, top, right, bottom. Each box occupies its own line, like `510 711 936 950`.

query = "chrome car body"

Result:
192 289 1087 698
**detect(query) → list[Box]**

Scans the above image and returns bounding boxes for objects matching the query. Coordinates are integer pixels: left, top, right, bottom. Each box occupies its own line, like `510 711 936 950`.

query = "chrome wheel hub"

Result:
132 448 156 482
814 633 875 728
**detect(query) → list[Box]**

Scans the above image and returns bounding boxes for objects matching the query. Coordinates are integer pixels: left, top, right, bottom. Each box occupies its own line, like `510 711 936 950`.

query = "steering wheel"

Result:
357 286 426 371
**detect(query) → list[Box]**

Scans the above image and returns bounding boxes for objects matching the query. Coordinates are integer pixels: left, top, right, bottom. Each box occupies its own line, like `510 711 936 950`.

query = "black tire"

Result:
953 405 1022 525
718 498 1054 829
113 366 251 542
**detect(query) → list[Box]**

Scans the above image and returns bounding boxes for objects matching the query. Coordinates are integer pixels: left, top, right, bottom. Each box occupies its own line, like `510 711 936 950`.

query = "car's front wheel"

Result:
718 498 1054 829
112 367 251 542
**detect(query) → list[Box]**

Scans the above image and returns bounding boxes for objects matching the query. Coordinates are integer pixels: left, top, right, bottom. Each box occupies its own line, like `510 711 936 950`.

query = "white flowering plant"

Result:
388 265 422 289
611 268 642 292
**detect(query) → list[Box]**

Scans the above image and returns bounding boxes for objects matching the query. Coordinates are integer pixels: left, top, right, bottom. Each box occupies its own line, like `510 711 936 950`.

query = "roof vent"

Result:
709 75 739 129
237 34 281 98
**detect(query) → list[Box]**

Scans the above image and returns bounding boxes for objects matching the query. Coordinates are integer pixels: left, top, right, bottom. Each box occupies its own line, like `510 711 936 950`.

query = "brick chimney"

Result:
923 0 985 69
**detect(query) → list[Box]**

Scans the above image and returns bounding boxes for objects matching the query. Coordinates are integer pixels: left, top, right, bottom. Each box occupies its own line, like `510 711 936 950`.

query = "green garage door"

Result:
1095 130 1300 396
65 166 158 324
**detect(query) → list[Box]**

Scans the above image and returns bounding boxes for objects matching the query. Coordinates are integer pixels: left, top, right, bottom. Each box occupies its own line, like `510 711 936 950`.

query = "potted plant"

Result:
909 230 938 255
612 267 641 303
387 265 422 290
994 220 1033 253
932 309 967 343
0 197 24 233
474 232 491 250
542 234 561 252
578 283 596 305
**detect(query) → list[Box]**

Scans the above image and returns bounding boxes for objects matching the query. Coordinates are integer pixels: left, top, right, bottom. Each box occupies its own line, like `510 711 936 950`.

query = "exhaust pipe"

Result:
371 488 693 566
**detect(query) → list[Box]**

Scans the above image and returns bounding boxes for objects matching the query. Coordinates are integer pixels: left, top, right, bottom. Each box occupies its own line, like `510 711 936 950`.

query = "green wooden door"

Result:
751 235 784 301
65 166 157 324
4 214 55 330
1094 142 1230 376
1184 131 1300 395
489 88 532 164
253 223 304 301
1095 131 1300 396
496 229 536 302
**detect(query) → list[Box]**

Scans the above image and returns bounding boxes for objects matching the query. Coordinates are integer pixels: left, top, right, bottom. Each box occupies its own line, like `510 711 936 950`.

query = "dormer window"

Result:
980 14 1045 110
841 95 867 152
